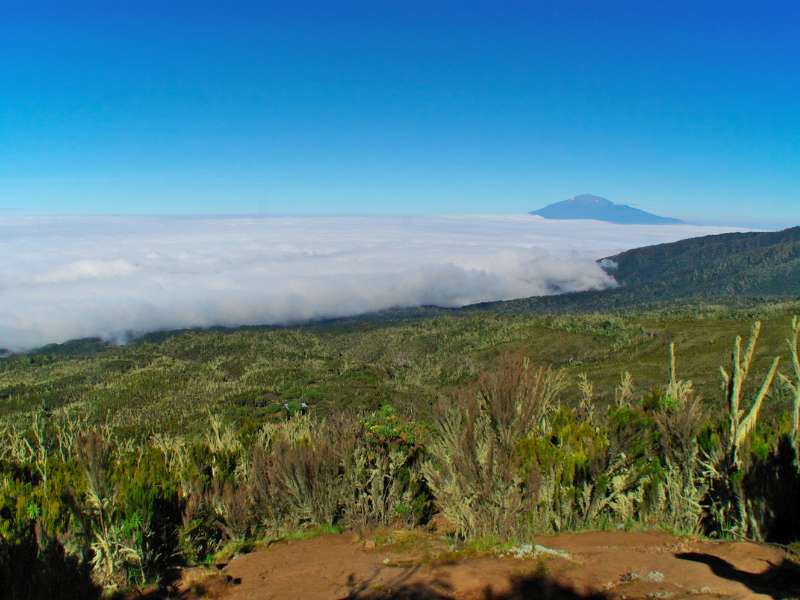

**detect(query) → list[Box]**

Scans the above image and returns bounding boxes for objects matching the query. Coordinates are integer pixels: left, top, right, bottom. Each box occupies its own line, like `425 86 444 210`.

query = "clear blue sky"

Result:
1 1 798 226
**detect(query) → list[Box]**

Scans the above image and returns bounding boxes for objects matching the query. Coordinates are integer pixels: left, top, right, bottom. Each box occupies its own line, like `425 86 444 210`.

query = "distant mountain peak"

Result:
569 194 614 207
530 194 682 225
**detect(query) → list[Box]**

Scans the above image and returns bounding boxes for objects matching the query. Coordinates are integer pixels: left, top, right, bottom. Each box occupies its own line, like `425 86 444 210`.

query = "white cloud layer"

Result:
0 215 744 351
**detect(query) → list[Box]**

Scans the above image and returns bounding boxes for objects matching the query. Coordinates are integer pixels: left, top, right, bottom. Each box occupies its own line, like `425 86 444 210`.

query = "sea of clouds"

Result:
0 215 745 351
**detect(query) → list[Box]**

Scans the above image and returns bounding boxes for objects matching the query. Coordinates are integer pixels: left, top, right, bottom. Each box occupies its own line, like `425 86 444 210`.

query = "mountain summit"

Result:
530 194 682 225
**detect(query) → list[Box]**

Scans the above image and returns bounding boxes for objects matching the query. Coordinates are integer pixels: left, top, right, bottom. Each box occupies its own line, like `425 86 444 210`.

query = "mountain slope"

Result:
531 194 682 225
606 226 800 298
482 226 800 314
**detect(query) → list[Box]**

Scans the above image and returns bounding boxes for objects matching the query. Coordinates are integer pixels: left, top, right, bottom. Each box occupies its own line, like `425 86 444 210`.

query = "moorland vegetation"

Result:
1 303 800 598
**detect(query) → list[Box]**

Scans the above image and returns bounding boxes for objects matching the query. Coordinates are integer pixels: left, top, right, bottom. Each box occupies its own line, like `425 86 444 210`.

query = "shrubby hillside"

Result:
607 226 800 298
1 305 798 433
490 226 800 314
2 303 800 597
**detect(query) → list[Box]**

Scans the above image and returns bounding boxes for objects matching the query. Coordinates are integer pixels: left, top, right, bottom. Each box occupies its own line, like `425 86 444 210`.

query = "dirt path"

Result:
174 531 799 600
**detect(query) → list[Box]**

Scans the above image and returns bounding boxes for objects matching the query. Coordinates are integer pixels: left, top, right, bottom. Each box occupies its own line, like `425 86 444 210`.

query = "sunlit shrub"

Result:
422 361 567 540
342 405 430 528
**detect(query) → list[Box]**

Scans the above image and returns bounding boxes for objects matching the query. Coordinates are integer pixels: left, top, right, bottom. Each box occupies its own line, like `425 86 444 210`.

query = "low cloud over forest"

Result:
0 215 741 350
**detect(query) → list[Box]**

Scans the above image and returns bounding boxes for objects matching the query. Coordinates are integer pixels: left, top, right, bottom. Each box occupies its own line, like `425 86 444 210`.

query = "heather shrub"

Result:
111 447 181 582
341 405 429 528
422 361 567 540
651 344 708 534
250 414 356 530
523 405 653 532
742 425 800 543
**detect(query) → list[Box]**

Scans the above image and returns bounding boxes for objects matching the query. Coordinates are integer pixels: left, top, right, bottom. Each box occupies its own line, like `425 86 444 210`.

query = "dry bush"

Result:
249 415 318 532
653 344 707 533
250 415 357 530
576 373 595 420
218 480 255 541
204 411 246 481
615 371 634 408
76 430 115 508
422 360 567 540
478 358 566 444
249 443 289 532
150 432 190 476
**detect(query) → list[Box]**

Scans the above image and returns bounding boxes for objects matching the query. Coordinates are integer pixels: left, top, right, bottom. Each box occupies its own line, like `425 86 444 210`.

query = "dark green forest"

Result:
488 226 800 313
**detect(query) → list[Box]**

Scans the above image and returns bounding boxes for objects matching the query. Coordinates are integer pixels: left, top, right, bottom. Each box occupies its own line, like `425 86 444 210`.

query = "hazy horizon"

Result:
0 205 792 230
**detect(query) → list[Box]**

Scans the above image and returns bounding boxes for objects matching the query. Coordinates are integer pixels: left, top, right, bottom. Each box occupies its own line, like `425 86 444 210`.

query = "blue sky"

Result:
1 1 798 226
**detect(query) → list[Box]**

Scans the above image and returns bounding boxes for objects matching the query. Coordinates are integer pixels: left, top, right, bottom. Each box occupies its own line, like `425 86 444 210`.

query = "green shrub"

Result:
342 405 430 528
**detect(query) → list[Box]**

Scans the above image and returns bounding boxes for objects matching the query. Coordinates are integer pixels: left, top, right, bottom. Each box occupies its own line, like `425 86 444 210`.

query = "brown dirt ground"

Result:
157 531 799 600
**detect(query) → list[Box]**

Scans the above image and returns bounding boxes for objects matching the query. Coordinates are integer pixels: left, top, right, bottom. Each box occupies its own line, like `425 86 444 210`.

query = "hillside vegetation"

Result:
491 226 800 313
1 304 799 434
608 226 800 298
2 301 800 597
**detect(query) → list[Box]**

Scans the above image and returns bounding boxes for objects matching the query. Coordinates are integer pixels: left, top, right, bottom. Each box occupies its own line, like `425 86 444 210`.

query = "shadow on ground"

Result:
345 566 610 600
116 571 238 600
0 542 101 600
676 552 800 600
